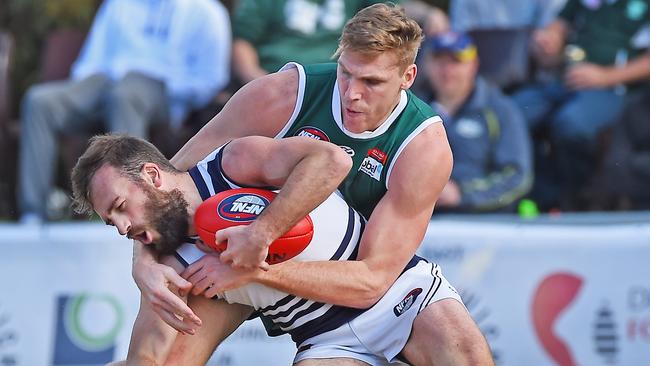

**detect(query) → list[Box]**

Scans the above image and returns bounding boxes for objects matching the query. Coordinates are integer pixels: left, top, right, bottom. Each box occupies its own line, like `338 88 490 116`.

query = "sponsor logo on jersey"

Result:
359 147 387 181
218 193 270 222
295 127 330 142
295 127 355 156
394 288 423 316
339 145 355 157
368 147 388 164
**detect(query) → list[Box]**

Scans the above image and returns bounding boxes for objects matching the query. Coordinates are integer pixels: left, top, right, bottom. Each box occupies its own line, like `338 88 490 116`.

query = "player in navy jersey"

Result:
72 134 462 365
129 4 493 365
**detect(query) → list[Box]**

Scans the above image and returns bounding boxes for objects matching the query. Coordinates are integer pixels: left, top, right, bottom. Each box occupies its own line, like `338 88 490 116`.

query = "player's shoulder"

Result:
390 123 452 184
303 63 338 76
238 67 299 119
410 122 450 157
257 67 299 99
405 89 439 120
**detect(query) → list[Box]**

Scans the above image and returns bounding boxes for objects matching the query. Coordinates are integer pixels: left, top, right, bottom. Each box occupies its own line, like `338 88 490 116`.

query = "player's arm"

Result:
123 256 194 365
125 295 178 366
214 135 352 269
200 124 453 308
170 67 298 170
123 256 252 365
131 67 299 331
257 124 452 307
130 242 200 331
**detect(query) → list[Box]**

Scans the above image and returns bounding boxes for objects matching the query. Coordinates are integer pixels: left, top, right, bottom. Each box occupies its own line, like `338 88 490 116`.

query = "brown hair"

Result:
334 3 424 69
71 134 181 216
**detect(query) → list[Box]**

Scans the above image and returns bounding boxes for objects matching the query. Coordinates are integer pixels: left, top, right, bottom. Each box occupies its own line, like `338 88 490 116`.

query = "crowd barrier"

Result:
0 213 649 365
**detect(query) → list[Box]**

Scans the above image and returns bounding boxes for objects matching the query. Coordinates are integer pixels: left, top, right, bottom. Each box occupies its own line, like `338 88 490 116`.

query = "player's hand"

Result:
181 253 259 298
216 225 271 271
132 257 202 333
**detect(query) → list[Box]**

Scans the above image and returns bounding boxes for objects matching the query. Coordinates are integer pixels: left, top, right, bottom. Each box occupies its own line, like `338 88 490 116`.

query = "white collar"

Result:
331 80 408 139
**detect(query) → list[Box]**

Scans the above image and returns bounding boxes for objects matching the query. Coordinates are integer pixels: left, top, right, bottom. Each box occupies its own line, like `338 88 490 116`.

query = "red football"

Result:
193 188 314 264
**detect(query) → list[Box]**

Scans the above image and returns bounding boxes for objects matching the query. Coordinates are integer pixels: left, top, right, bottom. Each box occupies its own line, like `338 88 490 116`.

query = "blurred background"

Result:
0 0 649 365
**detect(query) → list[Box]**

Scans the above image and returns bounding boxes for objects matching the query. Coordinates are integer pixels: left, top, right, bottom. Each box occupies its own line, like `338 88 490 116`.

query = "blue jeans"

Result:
512 80 625 208
18 72 168 218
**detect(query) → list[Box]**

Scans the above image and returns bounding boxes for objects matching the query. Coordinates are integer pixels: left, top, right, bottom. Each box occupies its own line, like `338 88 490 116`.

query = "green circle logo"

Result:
63 293 124 351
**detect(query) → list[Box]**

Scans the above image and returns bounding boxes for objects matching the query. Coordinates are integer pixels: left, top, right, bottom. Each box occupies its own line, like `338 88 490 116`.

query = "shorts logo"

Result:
218 193 270 222
359 147 387 181
295 127 330 142
394 288 423 317
52 293 124 365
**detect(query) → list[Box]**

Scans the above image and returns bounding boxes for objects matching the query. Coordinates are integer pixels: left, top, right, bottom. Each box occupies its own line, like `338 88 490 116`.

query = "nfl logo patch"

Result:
295 126 330 142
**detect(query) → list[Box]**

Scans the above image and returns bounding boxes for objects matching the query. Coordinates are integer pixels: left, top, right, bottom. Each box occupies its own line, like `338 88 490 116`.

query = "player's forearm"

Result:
171 70 298 171
252 143 352 244
126 298 178 366
132 241 159 279
255 260 390 309
170 124 225 171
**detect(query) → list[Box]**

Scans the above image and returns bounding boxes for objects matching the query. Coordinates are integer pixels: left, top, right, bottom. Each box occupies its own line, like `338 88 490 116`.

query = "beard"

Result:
141 185 190 255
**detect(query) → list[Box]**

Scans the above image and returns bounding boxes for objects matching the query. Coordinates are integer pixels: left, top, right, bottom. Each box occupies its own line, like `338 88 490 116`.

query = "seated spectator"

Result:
231 0 393 85
450 0 566 31
17 0 231 224
588 86 650 210
512 0 650 210
232 0 382 84
424 32 533 212
403 0 450 37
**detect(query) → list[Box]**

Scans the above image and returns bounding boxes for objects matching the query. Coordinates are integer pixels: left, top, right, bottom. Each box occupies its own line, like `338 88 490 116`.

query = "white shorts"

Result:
294 259 463 365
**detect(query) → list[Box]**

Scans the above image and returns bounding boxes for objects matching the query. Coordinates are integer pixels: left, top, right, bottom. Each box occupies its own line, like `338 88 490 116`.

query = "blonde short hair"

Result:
334 3 424 70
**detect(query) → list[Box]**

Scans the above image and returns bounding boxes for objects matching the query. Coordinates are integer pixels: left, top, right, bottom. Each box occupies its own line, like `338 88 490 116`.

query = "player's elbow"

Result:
327 145 353 180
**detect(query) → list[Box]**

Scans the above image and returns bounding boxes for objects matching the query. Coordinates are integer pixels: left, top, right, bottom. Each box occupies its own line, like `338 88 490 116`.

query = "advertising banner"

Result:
421 220 650 366
1 219 649 365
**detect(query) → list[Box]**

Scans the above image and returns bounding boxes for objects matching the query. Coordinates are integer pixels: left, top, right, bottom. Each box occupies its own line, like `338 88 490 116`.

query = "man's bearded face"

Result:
141 184 190 255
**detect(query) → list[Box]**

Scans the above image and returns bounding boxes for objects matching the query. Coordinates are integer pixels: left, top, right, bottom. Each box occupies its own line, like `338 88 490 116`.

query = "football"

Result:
194 188 314 264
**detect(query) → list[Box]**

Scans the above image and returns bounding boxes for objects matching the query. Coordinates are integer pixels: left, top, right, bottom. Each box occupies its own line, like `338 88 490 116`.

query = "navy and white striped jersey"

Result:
175 145 367 344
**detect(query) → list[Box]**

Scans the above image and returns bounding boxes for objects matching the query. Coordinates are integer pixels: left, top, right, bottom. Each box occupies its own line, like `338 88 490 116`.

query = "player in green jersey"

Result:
130 3 493 365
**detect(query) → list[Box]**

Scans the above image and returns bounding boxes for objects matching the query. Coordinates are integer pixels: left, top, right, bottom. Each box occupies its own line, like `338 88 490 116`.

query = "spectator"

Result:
424 31 533 212
403 0 450 37
588 86 650 210
229 0 448 98
17 0 231 224
231 0 390 85
512 0 650 210
450 0 566 31
401 1 451 98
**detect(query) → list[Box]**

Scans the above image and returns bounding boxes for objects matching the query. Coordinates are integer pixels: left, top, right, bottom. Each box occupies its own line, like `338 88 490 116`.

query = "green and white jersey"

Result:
276 62 443 218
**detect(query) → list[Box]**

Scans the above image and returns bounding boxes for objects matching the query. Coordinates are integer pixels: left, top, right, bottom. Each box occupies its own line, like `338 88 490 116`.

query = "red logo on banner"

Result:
532 272 584 366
